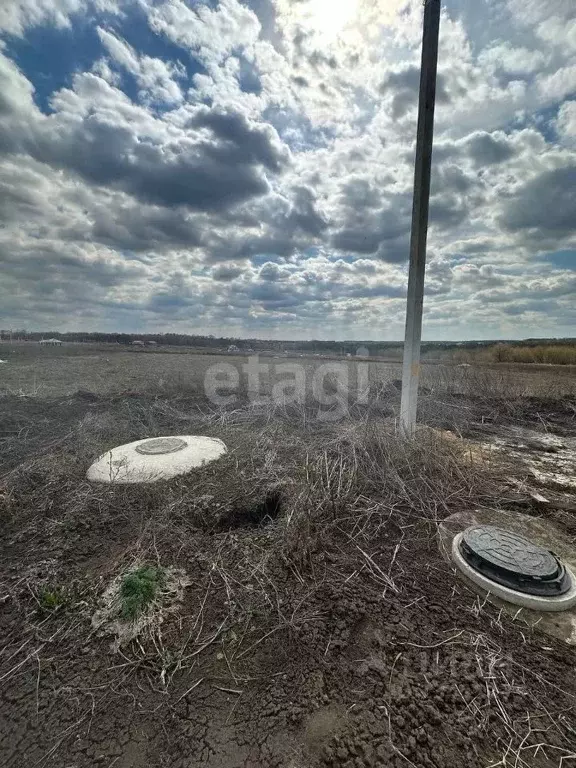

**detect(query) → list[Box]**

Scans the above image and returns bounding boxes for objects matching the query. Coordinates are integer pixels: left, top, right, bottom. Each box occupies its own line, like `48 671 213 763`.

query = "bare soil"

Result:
1 365 575 767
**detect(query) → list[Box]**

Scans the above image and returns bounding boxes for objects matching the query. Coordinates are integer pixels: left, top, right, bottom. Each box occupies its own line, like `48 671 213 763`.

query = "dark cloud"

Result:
330 228 383 254
292 75 309 88
41 118 279 210
429 161 482 229
330 194 412 261
375 234 410 264
207 232 297 263
500 165 576 235
432 164 473 194
459 239 494 254
455 264 505 289
380 66 450 119
429 194 468 228
239 235 296 259
287 185 328 236
146 292 205 314
0 64 290 214
203 185 326 265
243 280 301 309
190 107 288 173
90 205 203 251
0 152 204 255
211 264 245 281
225 264 407 315
330 227 410 263
0 241 145 295
466 132 516 166
259 261 285 280
338 178 381 209
307 51 338 70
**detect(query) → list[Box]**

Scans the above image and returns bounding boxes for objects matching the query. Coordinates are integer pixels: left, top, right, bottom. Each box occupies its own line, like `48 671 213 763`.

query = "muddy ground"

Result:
1 386 575 767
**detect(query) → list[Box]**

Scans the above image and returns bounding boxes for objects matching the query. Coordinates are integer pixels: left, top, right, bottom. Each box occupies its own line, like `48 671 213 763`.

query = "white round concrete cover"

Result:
86 435 227 484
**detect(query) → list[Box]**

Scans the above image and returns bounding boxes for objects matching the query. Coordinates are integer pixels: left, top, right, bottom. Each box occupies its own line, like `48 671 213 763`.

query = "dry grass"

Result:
0 394 504 611
420 363 576 400
2 385 576 765
492 343 576 366
1 342 575 403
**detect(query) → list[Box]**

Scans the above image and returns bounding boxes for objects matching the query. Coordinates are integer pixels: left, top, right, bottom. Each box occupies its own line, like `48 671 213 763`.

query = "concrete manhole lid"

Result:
86 435 227 484
461 525 559 579
135 437 188 455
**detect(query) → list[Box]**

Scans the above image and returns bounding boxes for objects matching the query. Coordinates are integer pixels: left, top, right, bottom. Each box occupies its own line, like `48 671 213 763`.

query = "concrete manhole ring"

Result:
452 531 576 612
86 435 227 484
438 509 576 644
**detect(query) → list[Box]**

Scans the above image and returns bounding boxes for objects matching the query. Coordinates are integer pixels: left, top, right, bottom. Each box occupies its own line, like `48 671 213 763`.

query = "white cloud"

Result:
149 0 261 66
0 0 574 338
537 65 576 103
92 56 121 86
0 0 82 35
479 43 546 76
97 27 184 104
0 0 122 36
557 101 576 145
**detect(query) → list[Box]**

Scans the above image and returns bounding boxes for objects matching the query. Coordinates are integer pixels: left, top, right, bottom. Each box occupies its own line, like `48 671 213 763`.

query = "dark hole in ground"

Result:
217 491 282 531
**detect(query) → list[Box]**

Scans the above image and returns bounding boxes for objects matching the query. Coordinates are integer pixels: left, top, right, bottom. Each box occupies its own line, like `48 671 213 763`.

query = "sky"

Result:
0 0 574 341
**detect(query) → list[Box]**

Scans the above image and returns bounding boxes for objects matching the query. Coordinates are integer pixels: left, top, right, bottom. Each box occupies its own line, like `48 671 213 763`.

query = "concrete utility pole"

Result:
400 0 441 436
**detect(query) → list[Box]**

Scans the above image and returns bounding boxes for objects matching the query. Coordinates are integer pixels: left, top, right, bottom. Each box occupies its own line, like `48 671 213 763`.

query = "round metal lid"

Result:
135 437 188 455
461 525 559 579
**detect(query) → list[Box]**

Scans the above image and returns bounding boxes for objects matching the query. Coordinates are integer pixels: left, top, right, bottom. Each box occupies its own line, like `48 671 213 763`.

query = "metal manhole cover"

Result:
462 526 557 577
459 525 571 596
135 437 188 455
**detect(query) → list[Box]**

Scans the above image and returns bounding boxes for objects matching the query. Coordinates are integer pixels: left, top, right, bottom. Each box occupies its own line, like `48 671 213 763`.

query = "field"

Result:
1 343 576 767
1 341 575 401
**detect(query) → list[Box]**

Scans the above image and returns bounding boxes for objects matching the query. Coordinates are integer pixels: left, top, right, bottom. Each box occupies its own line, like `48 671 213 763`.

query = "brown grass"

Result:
1 394 505 592
492 343 576 365
1 342 575 403
2 384 576 764
449 342 576 366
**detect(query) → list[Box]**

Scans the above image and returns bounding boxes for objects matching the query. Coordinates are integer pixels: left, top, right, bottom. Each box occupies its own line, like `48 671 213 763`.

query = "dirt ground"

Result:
1 348 575 767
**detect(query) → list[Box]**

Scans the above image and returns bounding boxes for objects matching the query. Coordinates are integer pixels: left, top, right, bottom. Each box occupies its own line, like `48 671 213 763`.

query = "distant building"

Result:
39 338 62 346
131 340 145 346
146 340 158 346
227 344 240 353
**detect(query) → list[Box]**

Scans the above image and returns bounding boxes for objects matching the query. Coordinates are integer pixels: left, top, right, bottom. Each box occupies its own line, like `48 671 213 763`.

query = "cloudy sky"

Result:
0 0 574 340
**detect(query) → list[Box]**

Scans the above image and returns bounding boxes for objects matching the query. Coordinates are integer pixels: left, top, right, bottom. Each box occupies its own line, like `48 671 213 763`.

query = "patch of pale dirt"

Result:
91 565 191 651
